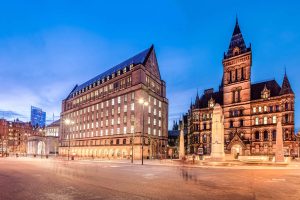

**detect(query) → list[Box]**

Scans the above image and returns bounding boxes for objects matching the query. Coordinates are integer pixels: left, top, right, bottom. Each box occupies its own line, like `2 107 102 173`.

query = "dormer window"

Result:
124 67 127 73
130 64 134 70
233 47 240 56
117 70 121 76
208 97 215 108
107 76 110 80
261 85 270 99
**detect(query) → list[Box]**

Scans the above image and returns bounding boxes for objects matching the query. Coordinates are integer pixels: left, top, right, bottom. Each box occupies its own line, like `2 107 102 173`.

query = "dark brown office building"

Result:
60 45 168 159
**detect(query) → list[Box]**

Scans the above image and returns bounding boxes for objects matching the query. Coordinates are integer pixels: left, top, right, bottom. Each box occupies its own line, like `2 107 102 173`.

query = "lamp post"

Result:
64 119 74 161
138 98 148 165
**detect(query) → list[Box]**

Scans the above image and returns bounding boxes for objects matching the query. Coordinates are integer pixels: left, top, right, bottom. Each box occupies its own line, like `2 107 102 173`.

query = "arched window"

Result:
272 130 276 141
285 102 289 111
263 131 268 141
255 131 260 140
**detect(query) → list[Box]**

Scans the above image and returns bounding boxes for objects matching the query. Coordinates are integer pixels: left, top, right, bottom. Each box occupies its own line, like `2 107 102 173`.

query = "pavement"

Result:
1 157 300 200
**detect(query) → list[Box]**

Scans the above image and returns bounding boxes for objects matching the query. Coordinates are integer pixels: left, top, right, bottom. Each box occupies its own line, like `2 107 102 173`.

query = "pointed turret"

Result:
280 71 294 95
224 17 251 59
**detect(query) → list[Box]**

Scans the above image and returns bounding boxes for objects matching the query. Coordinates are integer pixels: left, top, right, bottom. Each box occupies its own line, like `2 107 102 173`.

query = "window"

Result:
255 117 259 125
276 105 279 112
131 103 135 111
148 117 151 124
269 106 273 112
258 106 262 112
285 114 289 123
148 127 151 135
117 128 120 134
118 96 121 104
124 105 127 112
255 131 260 140
112 98 115 106
263 117 267 124
229 121 234 128
264 106 267 112
148 106 151 113
239 119 244 127
203 123 207 130
123 127 127 134
285 103 289 111
130 126 134 134
263 131 268 141
272 130 276 141
272 116 277 124
123 139 126 144
253 107 256 113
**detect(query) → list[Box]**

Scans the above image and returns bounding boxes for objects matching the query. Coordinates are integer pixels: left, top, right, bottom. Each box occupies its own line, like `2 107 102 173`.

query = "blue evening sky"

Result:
0 1 299 130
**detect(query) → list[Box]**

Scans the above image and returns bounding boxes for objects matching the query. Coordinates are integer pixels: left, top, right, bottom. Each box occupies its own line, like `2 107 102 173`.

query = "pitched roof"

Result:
67 46 153 99
251 80 281 100
194 90 223 109
47 119 60 127
224 18 251 59
280 73 294 95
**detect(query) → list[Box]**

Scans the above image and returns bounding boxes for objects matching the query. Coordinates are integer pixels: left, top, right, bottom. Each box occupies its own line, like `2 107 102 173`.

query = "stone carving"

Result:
211 103 225 160
179 119 185 159
275 115 285 162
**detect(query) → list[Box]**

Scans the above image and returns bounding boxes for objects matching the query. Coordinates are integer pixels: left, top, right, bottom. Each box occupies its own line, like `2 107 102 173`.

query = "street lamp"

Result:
64 118 74 161
138 98 148 165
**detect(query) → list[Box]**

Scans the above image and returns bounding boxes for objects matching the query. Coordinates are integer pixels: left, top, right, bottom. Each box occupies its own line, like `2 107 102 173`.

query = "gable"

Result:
144 47 161 79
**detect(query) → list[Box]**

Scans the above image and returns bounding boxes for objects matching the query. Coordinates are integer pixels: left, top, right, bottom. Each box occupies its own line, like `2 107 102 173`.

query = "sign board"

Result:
198 148 203 155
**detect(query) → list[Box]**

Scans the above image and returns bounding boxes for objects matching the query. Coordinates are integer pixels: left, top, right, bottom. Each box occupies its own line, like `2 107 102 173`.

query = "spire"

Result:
224 17 250 59
280 70 294 95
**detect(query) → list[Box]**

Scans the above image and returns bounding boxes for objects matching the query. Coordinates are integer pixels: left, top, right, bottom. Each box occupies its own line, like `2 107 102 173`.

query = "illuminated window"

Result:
272 116 277 124
255 117 259 125
263 117 267 124
253 107 256 113
258 106 262 112
131 103 135 111
123 127 127 134
148 127 151 135
264 106 267 112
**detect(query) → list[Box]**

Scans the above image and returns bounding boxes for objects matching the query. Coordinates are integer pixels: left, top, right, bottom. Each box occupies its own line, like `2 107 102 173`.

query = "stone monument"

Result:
275 115 285 162
179 119 185 159
210 103 225 160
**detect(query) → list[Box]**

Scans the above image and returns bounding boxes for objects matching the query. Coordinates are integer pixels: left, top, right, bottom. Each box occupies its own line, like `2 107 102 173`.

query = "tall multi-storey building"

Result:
188 19 296 157
59 45 168 159
30 106 46 128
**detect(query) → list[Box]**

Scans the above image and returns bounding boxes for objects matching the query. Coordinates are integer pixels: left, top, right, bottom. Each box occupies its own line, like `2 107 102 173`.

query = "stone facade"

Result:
188 19 296 157
59 45 168 159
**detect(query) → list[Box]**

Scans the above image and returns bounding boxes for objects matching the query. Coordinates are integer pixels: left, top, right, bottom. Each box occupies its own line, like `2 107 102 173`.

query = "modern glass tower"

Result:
30 106 46 128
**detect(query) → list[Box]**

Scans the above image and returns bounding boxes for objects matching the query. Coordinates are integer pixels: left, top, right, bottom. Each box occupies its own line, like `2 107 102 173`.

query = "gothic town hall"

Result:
188 19 296 157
